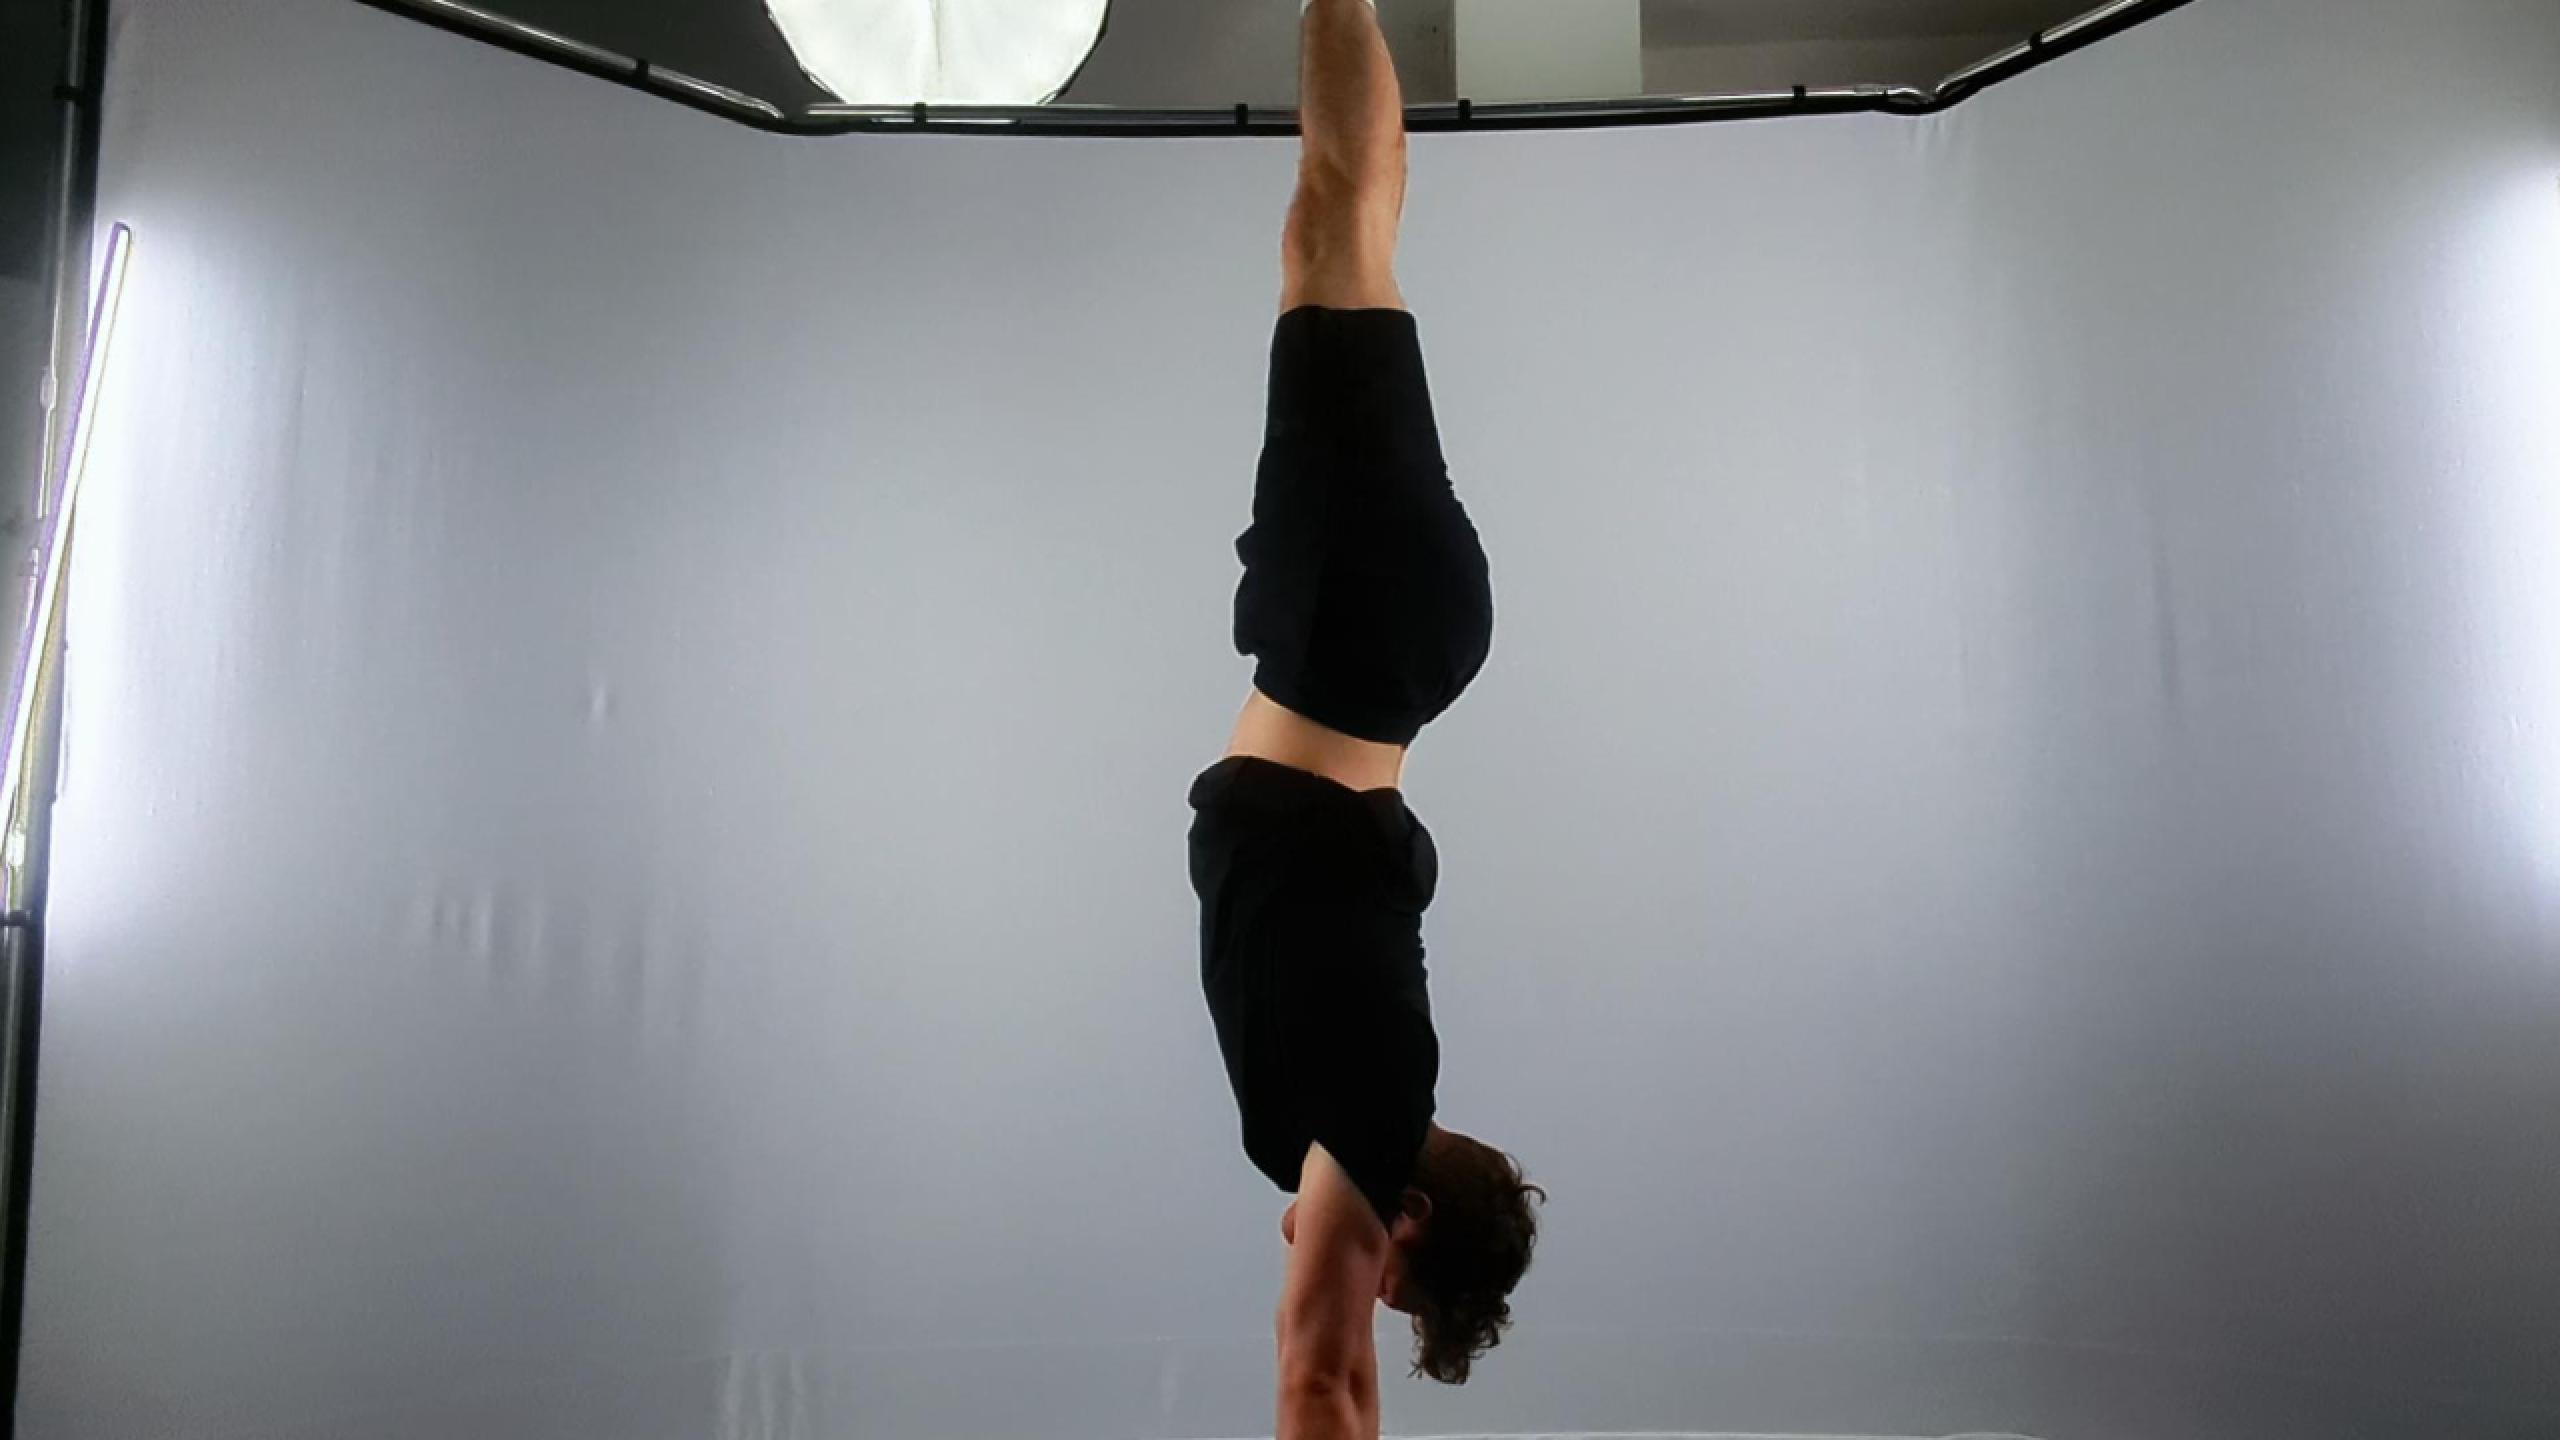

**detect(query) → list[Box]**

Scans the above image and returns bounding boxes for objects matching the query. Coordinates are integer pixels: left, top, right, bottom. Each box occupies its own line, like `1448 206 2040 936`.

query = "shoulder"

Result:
1292 1144 1393 1263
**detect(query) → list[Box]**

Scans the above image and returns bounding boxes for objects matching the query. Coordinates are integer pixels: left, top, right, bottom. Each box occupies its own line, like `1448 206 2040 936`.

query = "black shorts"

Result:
1231 307 1494 747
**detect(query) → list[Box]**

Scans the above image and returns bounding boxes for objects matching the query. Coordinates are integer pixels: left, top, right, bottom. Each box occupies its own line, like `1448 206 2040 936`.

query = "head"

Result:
1386 1127 1544 1384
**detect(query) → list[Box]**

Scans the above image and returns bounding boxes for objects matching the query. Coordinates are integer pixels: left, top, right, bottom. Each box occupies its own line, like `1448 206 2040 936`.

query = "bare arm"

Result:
1272 7 1408 1428
1276 1144 1390 1440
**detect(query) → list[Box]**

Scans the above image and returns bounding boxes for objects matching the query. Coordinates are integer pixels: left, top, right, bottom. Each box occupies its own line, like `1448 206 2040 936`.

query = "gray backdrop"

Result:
23 0 2560 1437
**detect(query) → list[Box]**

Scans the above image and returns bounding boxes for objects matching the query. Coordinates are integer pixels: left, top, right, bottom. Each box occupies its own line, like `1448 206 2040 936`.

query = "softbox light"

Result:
766 0 1111 105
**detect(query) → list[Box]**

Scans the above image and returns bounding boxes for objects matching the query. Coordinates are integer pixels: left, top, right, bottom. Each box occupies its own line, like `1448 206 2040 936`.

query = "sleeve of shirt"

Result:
1281 899 1443 1229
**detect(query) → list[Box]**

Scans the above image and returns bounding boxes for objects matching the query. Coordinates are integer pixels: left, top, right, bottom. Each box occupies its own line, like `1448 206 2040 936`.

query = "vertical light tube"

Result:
2458 173 2560 878
1 222 131 876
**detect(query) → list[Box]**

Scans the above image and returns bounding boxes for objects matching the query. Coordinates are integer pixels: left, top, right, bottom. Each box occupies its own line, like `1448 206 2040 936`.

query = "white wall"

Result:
22 0 2560 1438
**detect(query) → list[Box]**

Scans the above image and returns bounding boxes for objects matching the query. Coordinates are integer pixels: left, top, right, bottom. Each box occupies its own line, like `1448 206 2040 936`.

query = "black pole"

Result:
35 0 107 520
0 917 43 1440
0 0 108 1427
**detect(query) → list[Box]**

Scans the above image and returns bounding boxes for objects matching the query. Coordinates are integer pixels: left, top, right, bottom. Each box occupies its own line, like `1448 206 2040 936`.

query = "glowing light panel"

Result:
766 0 1111 106
1 222 132 873
2460 172 2560 876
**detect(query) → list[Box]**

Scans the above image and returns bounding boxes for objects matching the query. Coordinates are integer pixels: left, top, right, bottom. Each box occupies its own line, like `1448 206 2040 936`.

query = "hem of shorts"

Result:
1278 303 1417 323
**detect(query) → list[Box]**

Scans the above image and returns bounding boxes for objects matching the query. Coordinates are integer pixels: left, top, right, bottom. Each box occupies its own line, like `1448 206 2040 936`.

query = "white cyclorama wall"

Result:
24 0 2560 1438
1640 34 2006 97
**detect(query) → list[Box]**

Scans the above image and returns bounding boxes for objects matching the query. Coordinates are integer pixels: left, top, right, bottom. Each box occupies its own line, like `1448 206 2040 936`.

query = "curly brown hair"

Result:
1402 1131 1544 1384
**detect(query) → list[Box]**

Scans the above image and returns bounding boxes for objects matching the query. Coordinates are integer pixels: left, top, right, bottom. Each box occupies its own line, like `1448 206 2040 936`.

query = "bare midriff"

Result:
1224 689 1408 794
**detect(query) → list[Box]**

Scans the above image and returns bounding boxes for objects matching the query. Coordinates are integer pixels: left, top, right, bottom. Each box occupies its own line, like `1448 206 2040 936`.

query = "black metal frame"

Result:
0 0 106 1428
349 0 2206 138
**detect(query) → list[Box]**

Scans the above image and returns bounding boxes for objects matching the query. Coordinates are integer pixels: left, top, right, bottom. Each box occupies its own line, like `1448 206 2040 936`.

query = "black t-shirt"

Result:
1187 755 1441 1227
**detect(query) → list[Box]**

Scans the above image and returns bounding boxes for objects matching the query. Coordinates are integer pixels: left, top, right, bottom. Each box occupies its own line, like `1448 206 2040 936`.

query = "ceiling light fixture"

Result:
766 0 1111 106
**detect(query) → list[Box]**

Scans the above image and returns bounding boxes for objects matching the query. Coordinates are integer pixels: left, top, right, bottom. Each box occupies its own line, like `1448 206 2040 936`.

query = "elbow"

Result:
1276 1317 1367 1397
1278 1359 1358 1401
1277 1341 1376 1410
1276 1367 1366 1440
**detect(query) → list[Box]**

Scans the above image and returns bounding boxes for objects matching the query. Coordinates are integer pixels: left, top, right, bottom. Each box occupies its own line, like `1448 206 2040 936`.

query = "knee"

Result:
1297 142 1403 224
1284 166 1401 295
